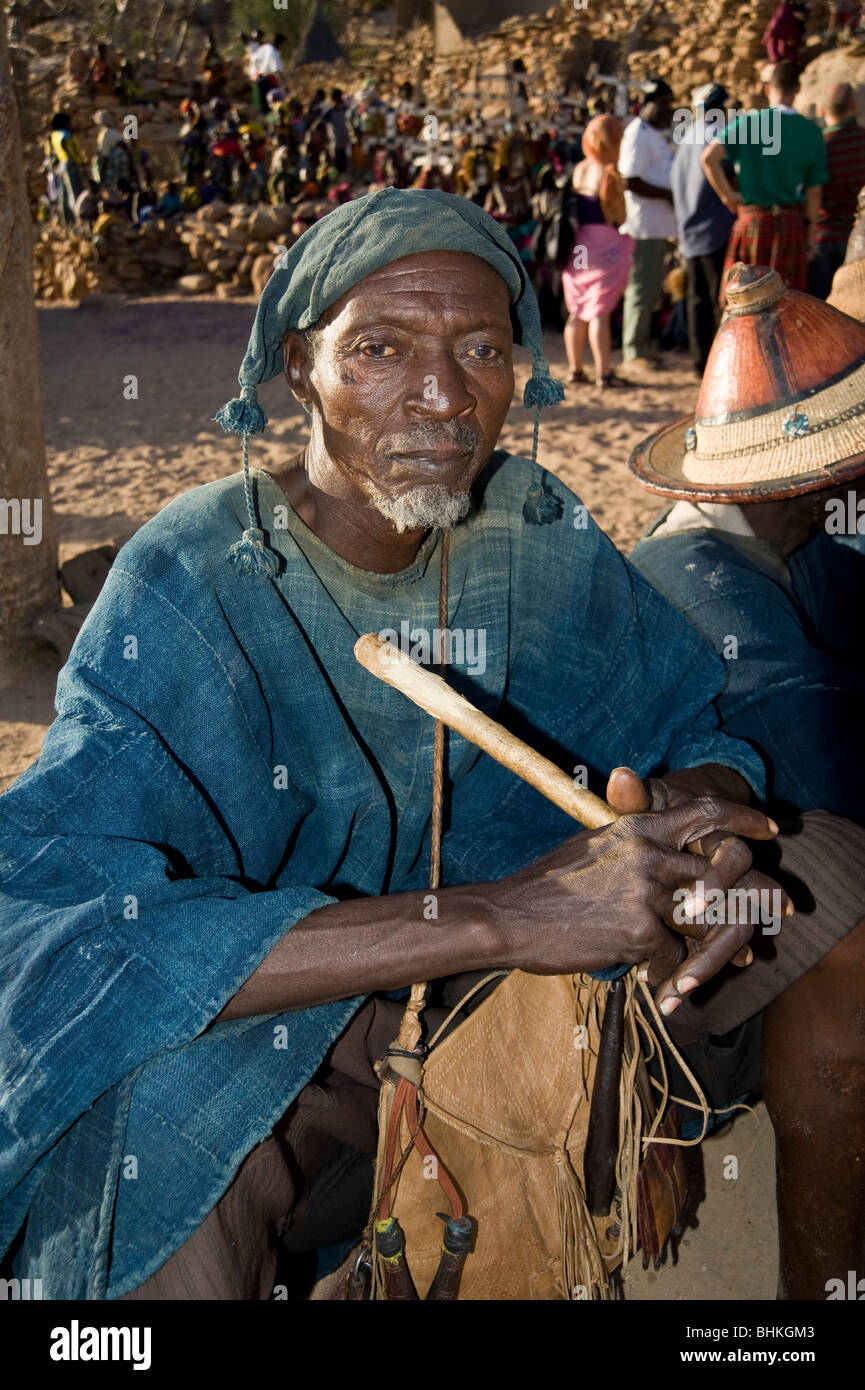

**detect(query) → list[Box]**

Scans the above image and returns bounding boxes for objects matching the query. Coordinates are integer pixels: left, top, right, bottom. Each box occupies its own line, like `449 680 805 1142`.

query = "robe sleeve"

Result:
631 529 865 819
0 583 350 1247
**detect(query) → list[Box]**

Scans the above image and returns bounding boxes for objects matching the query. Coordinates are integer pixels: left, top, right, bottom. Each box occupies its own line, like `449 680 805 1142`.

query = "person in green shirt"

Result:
701 61 828 292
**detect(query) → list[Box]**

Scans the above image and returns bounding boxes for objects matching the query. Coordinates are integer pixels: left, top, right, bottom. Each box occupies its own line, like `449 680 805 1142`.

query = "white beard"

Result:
368 483 471 534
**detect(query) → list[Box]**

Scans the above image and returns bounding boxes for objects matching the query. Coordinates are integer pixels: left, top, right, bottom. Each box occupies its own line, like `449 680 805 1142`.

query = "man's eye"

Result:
360 342 397 358
467 344 501 360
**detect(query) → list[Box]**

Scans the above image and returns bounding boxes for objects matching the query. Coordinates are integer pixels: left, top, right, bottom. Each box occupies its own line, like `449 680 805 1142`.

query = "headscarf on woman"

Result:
581 114 623 166
579 114 626 229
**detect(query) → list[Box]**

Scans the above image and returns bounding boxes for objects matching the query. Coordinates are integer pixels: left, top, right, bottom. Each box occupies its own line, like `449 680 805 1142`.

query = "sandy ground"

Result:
0 295 777 1299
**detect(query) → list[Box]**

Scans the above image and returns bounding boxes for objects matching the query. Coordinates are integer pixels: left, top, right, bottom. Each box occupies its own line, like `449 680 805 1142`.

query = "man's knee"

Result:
765 918 865 1123
118 1133 299 1300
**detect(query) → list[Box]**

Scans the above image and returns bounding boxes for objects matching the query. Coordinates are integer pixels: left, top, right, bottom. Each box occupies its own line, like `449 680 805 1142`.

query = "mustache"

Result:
385 422 480 455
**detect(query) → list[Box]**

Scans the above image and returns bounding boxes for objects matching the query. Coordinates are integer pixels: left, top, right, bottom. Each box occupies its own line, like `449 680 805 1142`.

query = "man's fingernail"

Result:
741 947 754 966
684 896 706 920
637 967 649 983
785 900 795 917
676 975 699 994
659 997 681 1015
767 818 779 834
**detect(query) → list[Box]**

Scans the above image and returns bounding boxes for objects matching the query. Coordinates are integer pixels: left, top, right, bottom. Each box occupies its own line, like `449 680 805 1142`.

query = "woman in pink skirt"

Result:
562 115 635 390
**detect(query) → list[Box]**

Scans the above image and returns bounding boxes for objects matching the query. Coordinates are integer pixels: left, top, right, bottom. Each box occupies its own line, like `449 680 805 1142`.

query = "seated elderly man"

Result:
630 262 865 1300
0 196 859 1304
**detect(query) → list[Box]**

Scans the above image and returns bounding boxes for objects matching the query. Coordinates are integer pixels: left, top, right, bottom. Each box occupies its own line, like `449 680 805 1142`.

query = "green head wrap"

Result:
213 187 564 575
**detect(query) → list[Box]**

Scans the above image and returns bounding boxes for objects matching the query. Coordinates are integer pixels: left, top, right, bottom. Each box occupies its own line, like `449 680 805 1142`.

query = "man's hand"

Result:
605 766 789 1015
489 791 784 991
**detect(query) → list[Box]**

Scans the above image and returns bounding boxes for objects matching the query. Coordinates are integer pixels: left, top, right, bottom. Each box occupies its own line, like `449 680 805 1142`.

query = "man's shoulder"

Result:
111 472 249 583
826 119 865 151
781 110 823 143
619 116 642 147
632 525 784 597
473 448 576 517
627 117 659 147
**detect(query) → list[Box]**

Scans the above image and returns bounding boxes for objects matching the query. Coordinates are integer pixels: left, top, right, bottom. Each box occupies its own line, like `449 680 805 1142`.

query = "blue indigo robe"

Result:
631 515 865 821
0 453 764 1297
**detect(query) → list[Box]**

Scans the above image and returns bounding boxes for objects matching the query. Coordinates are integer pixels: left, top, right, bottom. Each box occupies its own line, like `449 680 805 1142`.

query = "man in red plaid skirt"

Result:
701 62 828 295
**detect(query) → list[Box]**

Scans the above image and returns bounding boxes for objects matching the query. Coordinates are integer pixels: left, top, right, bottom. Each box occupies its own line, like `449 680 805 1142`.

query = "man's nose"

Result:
406 353 477 419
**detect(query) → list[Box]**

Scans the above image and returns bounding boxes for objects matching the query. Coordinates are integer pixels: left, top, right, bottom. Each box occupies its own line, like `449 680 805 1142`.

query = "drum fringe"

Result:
366 969 712 1300
555 1146 613 1300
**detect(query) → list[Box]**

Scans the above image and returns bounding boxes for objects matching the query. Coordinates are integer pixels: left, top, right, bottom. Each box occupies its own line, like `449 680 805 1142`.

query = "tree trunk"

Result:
0 22 59 681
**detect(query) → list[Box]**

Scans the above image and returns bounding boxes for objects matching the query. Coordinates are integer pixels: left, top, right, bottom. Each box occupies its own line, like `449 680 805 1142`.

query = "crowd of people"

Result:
38 22 865 393
9 8 865 1317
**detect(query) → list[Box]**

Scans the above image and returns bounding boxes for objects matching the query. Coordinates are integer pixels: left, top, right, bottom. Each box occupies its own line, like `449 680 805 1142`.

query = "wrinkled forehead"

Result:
314 250 516 336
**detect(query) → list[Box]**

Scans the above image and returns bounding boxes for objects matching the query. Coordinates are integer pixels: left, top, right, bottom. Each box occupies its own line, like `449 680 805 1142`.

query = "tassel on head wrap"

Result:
229 522 280 577
212 390 278 576
212 383 268 438
521 358 565 524
214 188 566 572
523 357 566 411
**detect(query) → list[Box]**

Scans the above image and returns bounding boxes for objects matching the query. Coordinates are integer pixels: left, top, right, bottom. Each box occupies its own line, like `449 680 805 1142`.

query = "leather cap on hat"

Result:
630 264 865 501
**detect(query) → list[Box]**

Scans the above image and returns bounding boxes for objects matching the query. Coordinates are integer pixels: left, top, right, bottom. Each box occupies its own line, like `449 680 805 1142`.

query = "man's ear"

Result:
283 330 313 405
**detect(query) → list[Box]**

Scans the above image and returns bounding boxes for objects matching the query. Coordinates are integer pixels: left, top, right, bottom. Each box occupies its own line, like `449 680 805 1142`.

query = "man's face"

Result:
646 94 673 129
284 250 516 529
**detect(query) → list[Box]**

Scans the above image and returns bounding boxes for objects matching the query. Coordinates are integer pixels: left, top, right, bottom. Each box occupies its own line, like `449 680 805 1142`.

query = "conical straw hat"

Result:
630 263 865 501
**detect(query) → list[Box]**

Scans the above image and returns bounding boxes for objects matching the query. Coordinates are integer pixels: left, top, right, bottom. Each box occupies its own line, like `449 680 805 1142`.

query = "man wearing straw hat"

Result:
0 193 857 1303
630 262 865 1299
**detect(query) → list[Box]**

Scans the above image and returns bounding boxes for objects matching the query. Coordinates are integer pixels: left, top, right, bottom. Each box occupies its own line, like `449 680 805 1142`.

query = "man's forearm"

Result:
214 883 502 1021
624 175 674 203
214 776 781 1024
700 146 737 208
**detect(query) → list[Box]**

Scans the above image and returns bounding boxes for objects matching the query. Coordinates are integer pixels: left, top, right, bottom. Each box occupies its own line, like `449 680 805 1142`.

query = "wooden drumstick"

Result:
353 633 617 830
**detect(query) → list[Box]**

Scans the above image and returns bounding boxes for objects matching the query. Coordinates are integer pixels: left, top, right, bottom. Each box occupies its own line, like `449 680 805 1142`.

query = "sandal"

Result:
566 368 590 384
596 373 626 390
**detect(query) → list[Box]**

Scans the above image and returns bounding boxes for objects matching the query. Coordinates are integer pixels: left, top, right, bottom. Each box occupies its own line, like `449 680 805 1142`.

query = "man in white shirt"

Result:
618 78 677 371
251 34 284 113
243 29 263 79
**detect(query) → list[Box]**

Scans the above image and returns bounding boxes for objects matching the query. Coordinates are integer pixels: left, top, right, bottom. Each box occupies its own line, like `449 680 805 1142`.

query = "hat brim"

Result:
629 414 865 502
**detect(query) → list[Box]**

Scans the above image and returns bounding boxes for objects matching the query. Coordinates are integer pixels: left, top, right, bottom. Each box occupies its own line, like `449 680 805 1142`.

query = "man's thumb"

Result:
605 765 653 814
